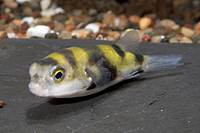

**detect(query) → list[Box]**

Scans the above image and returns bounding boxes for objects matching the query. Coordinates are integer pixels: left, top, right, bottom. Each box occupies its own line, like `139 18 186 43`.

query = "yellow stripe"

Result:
45 52 68 65
97 45 122 66
67 47 89 67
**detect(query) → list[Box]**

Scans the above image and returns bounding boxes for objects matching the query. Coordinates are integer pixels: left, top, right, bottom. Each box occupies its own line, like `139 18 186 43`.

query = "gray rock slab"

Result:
0 39 199 133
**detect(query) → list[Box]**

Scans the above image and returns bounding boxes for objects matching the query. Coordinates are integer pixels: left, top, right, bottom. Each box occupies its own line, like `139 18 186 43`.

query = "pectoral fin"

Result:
85 59 111 87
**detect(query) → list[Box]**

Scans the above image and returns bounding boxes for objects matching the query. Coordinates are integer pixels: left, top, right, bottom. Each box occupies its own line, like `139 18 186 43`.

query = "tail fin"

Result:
142 55 183 72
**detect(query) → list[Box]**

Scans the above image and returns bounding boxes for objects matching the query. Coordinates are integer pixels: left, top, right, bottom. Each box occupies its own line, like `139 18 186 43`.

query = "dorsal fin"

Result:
113 30 140 52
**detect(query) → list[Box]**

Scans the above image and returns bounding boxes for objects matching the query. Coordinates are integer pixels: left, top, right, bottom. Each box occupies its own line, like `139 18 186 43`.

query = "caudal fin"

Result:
142 55 183 72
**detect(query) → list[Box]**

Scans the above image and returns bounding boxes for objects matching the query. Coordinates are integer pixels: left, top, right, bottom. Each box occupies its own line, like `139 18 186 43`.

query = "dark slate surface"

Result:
0 38 199 133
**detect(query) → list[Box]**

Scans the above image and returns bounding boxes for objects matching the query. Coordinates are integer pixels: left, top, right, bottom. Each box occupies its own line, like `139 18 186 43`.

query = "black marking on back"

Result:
112 44 125 58
36 58 58 66
134 53 144 65
57 49 77 68
81 45 117 82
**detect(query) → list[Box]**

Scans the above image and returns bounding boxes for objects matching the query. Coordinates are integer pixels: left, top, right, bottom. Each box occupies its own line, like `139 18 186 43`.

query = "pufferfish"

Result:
29 30 182 98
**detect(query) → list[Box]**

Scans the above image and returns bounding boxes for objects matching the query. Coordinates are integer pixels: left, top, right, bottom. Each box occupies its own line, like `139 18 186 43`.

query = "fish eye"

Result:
51 67 65 83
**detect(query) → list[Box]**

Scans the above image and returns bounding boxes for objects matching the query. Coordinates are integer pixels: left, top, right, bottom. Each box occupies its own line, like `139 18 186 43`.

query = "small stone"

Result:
159 19 176 28
4 0 18 8
191 34 200 43
139 17 152 30
184 24 193 29
0 100 4 107
195 22 200 35
108 31 120 41
40 0 51 10
45 33 58 39
141 34 151 42
129 15 140 24
65 19 75 26
180 37 193 43
5 23 18 33
180 27 194 37
15 33 26 38
21 17 34 25
64 24 76 32
161 36 171 42
73 9 83 16
153 25 167 35
12 19 22 27
118 15 129 30
41 8 56 17
85 23 100 33
125 22 140 30
169 37 179 43
19 22 29 34
54 7 65 14
151 35 165 43
54 22 65 32
71 29 93 39
92 22 102 28
102 10 115 28
0 13 10 21
26 25 51 38
7 32 16 38
23 7 33 16
44 21 55 30
171 24 180 31
88 8 98 16
0 31 8 38
58 31 72 39
144 13 157 21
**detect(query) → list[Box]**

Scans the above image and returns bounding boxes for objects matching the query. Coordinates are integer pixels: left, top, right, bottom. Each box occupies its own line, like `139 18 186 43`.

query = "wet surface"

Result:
0 39 200 133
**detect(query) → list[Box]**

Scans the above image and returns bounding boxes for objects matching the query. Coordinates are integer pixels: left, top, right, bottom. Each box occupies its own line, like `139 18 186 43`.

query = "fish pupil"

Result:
55 72 63 79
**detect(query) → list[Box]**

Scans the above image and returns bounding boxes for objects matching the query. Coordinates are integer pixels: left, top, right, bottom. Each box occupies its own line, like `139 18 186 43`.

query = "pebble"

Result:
64 24 76 32
0 100 4 107
21 17 34 25
195 22 200 35
102 10 115 28
153 25 167 35
85 23 100 33
171 24 180 31
88 8 98 16
151 35 165 43
7 32 16 38
129 15 140 24
19 22 29 34
159 19 176 28
141 34 151 42
0 31 8 38
26 25 51 38
180 37 193 43
144 13 157 21
180 27 195 37
58 31 72 39
169 37 179 43
191 34 200 43
71 29 93 39
139 17 152 30
45 32 58 39
54 22 65 32
4 0 18 8
13 19 22 26
40 0 51 10
108 31 120 40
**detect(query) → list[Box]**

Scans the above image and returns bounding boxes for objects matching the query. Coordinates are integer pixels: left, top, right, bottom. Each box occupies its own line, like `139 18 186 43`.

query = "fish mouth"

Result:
28 82 48 97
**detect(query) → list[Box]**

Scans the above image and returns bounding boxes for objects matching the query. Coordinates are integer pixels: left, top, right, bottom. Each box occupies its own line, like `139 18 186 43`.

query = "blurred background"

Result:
0 0 200 43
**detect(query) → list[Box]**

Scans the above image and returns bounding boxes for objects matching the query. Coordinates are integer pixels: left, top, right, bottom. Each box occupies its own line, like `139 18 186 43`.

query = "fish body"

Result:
29 30 182 98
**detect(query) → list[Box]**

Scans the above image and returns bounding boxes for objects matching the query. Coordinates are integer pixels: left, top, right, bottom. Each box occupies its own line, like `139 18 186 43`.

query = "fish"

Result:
28 30 182 98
